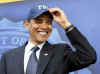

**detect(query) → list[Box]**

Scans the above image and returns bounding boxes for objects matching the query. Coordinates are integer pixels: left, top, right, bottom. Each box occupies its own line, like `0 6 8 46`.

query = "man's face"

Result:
26 14 52 44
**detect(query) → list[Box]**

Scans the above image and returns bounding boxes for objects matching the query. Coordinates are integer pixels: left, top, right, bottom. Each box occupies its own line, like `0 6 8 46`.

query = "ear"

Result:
24 20 30 30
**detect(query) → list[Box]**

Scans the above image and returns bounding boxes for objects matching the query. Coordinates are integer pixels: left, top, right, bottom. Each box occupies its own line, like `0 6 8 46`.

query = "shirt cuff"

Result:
65 24 74 32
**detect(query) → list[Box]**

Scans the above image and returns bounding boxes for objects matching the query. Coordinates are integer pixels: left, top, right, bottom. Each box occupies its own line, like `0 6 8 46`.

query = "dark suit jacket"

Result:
0 27 97 74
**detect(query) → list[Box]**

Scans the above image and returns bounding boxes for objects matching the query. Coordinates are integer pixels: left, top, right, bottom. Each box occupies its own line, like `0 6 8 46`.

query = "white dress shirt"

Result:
24 41 45 73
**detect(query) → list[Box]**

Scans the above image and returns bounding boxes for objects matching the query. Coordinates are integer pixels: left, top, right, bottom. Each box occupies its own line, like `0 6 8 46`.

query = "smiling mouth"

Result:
37 31 48 36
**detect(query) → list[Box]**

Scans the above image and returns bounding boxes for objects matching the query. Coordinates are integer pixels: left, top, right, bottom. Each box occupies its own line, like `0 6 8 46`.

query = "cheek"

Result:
30 27 37 36
31 24 39 28
30 24 39 31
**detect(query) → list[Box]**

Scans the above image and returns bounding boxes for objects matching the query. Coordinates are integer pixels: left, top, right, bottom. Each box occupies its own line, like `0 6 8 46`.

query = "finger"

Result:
48 8 61 13
48 8 62 16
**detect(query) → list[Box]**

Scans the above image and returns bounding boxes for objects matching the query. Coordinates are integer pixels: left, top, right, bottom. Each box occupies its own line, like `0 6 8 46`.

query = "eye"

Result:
35 18 43 24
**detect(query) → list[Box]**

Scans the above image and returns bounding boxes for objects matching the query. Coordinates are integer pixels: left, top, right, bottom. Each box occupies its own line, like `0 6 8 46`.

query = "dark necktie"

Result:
26 46 39 74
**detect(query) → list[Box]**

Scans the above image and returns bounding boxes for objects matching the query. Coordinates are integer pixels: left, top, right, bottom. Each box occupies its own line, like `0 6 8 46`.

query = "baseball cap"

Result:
27 3 49 20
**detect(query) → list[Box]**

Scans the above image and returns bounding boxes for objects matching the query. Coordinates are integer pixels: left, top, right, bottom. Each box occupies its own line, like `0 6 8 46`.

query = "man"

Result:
0 4 97 74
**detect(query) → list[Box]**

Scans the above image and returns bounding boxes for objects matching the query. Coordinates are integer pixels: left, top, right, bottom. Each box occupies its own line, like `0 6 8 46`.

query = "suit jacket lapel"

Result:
37 41 54 74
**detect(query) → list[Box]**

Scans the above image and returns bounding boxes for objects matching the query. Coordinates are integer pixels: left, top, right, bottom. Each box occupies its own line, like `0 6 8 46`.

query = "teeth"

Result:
39 32 47 35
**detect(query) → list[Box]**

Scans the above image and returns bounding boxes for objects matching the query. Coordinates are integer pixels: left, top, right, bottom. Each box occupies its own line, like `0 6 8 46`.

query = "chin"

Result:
38 38 47 43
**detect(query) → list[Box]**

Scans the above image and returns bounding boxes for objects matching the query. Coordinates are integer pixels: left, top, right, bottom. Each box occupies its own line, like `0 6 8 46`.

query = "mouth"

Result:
37 31 49 36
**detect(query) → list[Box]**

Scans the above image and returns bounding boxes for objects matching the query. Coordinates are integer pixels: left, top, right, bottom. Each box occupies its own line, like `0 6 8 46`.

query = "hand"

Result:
48 8 71 29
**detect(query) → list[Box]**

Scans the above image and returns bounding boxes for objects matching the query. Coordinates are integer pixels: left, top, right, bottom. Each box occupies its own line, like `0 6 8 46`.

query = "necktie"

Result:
26 46 39 74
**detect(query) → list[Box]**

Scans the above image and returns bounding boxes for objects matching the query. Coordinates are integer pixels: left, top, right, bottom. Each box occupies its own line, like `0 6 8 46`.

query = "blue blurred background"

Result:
0 0 99 74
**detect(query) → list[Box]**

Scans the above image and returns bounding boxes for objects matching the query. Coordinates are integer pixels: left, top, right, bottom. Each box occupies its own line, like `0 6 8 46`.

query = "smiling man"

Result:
24 11 53 45
0 4 97 74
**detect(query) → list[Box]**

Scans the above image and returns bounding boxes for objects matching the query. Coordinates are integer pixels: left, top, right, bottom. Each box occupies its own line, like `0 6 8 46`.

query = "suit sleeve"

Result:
64 27 97 72
0 54 6 74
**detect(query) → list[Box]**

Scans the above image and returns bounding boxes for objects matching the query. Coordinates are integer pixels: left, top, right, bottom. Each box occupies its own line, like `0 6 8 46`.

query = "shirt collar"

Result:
25 41 45 53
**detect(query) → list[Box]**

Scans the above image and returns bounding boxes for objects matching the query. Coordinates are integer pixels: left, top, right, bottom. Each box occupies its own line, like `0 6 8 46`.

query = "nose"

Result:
39 22 49 29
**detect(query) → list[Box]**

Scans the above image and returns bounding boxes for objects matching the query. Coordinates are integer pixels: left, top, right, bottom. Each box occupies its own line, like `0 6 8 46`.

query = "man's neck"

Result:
29 39 45 46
